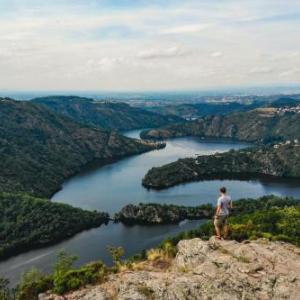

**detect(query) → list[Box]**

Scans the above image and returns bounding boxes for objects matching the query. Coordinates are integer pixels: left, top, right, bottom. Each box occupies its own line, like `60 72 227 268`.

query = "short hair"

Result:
220 187 226 194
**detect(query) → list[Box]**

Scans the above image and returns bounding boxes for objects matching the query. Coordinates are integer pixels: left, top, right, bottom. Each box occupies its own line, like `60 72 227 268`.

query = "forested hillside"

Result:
0 192 109 260
32 96 182 131
0 98 158 197
143 141 300 189
145 101 262 119
141 107 300 143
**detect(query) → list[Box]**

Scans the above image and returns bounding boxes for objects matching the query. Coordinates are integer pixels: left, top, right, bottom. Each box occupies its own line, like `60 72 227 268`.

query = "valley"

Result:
1 129 299 286
1 95 300 295
0 98 161 198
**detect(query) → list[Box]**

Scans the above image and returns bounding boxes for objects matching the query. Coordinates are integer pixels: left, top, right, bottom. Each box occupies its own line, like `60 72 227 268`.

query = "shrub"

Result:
229 206 300 246
16 268 52 300
53 262 107 294
0 277 14 300
107 246 125 271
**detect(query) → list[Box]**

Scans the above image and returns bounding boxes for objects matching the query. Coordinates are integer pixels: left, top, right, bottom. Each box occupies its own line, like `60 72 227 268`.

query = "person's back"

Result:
214 187 232 239
217 194 231 216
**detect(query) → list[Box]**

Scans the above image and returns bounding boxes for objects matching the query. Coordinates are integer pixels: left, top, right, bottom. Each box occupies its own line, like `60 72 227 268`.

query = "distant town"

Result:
276 104 300 114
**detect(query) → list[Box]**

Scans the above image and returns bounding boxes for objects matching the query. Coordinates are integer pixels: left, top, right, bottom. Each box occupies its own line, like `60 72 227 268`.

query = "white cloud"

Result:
137 47 189 59
278 68 300 77
249 67 274 74
210 51 223 58
160 23 210 35
0 0 300 91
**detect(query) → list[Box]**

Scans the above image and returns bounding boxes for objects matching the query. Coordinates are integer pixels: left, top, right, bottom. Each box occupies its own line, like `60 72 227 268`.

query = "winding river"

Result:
1 130 300 285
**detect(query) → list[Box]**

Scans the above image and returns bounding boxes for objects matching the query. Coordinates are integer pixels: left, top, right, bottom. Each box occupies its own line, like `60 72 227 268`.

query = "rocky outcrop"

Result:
39 237 300 300
143 141 300 189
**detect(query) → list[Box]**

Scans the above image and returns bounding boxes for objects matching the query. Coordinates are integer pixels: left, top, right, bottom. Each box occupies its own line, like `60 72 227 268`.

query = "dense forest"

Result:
0 192 109 260
143 141 300 189
141 105 300 143
32 96 182 131
0 98 159 197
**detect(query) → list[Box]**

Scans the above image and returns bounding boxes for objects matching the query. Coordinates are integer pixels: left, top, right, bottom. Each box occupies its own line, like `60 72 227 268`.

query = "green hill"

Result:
141 108 300 143
32 96 182 131
0 98 159 197
143 141 300 189
0 192 110 260
145 101 263 119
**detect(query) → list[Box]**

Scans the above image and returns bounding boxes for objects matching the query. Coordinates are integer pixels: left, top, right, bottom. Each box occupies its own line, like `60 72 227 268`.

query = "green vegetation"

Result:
15 268 52 300
158 195 300 253
107 246 125 271
0 252 107 300
0 277 15 300
52 251 107 295
1 196 299 299
143 141 300 189
0 192 109 260
229 206 300 244
116 195 299 225
146 100 263 119
140 107 300 143
0 98 158 198
32 96 182 131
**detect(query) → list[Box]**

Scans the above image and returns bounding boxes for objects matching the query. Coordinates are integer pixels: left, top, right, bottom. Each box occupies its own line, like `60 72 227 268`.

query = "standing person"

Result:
214 187 233 239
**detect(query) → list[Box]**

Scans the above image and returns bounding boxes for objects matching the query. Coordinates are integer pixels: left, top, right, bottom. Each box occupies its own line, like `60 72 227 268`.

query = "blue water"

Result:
1 130 299 285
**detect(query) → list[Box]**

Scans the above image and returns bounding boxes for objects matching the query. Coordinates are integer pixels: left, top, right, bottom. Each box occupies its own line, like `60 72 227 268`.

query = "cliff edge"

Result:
40 237 300 300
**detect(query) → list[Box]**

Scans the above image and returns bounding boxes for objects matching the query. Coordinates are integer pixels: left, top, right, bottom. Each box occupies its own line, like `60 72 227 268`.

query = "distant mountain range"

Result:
145 101 263 119
32 96 183 131
144 96 300 119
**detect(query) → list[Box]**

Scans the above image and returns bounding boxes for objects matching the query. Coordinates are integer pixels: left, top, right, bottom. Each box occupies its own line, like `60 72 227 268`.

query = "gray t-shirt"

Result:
217 195 232 216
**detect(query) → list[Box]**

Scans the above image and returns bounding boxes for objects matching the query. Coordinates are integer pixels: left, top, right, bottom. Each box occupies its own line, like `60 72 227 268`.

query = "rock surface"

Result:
114 203 213 224
39 237 300 300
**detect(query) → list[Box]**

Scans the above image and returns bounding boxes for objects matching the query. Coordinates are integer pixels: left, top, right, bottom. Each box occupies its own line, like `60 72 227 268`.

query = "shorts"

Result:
214 215 228 228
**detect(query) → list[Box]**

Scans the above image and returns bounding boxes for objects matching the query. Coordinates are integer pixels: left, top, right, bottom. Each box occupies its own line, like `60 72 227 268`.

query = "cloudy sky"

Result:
0 0 300 91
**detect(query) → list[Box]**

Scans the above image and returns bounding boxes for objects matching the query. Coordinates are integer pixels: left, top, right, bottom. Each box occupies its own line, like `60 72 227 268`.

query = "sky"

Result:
0 0 300 91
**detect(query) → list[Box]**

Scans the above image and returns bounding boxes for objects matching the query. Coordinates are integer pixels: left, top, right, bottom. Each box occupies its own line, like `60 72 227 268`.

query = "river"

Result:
1 130 300 285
